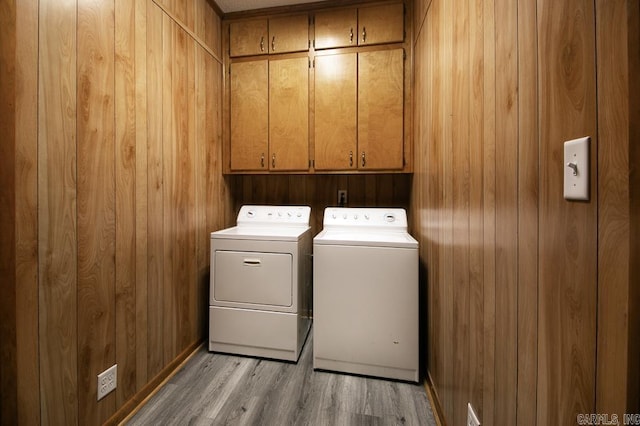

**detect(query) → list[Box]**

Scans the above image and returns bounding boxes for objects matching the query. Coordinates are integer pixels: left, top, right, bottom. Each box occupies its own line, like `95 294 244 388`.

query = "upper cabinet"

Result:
314 9 358 49
229 57 309 172
358 3 404 46
229 14 308 57
229 19 268 57
314 49 404 171
314 2 404 50
223 1 411 174
268 14 309 54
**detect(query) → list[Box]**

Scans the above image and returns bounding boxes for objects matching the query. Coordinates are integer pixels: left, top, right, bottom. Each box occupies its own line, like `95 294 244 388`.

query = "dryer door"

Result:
213 250 293 307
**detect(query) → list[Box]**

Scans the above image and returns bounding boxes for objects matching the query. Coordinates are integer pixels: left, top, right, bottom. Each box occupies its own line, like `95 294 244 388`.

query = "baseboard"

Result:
424 371 447 426
104 340 203 426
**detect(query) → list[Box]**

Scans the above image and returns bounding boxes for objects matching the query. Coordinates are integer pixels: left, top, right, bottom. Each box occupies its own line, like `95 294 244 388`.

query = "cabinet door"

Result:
358 3 404 46
269 57 309 171
230 60 268 171
314 8 357 50
230 19 268 57
314 53 357 170
358 49 404 170
269 14 309 54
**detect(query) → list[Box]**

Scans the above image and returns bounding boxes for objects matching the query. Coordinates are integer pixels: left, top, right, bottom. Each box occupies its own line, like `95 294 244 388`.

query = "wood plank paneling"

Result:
412 0 626 425
537 1 597 424
451 0 470 422
115 0 138 407
468 0 485 417
595 0 640 418
77 0 116 422
7 0 226 423
494 0 518 424
38 0 79 423
516 0 539 424
627 1 640 412
134 0 149 392
147 0 165 379
15 0 40 423
233 174 411 238
0 0 18 423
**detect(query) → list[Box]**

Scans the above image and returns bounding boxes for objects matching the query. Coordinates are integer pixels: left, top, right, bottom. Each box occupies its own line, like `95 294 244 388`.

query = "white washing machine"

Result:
313 207 419 382
209 205 312 362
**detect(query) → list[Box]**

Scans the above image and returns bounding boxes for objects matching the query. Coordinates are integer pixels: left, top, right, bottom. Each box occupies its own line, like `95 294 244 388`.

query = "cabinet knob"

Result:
272 36 275 51
261 153 265 168
349 28 353 44
349 151 353 167
362 27 366 43
260 36 264 52
361 152 366 167
272 153 276 168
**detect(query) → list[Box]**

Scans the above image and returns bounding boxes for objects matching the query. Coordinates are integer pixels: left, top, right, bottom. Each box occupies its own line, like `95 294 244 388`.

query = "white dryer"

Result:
209 205 312 362
313 207 419 382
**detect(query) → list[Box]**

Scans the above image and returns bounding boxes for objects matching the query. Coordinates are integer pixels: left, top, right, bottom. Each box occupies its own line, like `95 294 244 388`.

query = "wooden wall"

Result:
232 174 412 237
1 0 231 424
411 0 639 425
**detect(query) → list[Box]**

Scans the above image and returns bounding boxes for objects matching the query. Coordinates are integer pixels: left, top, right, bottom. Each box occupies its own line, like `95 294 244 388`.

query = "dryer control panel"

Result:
322 207 408 230
237 205 311 227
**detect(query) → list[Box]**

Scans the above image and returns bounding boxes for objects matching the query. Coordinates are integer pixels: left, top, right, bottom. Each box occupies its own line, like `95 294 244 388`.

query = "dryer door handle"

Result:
243 258 262 266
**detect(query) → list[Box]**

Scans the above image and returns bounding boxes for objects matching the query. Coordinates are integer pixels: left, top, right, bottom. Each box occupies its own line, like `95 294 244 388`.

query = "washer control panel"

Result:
322 207 408 229
237 205 311 226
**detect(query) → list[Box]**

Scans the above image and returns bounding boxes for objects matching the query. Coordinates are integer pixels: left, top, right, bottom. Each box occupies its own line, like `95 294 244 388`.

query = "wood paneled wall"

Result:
1 0 230 424
232 174 412 237
411 0 639 424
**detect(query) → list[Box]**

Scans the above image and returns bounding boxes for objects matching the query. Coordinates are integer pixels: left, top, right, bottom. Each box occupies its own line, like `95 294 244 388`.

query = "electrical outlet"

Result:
97 364 117 401
467 403 481 426
337 189 347 206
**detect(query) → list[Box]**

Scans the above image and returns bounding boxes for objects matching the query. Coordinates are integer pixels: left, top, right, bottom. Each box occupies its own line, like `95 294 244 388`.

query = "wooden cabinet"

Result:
314 53 357 170
230 19 267 57
269 57 309 171
269 14 309 54
314 9 357 49
230 60 268 170
229 14 308 57
225 2 410 174
229 57 309 172
358 49 404 169
314 49 404 171
314 3 404 50
358 3 404 46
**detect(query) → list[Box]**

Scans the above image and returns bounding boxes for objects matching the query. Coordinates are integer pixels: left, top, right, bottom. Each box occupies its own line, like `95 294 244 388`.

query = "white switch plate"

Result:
563 136 590 201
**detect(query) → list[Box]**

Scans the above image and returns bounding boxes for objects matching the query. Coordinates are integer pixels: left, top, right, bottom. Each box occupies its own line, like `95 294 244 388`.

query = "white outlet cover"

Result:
97 364 117 401
563 136 590 201
467 403 481 426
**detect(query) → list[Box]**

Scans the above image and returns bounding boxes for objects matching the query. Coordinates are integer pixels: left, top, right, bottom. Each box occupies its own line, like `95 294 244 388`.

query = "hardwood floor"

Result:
126 330 436 425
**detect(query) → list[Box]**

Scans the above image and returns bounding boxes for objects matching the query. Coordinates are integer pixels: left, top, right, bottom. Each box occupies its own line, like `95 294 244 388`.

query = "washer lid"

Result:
314 228 418 249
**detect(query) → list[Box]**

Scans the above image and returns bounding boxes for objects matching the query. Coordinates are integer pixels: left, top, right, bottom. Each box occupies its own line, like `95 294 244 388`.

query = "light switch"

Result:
563 136 590 201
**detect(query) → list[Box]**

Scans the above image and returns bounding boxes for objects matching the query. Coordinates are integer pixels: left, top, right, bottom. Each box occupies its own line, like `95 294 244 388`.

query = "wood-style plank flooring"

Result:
126 330 436 425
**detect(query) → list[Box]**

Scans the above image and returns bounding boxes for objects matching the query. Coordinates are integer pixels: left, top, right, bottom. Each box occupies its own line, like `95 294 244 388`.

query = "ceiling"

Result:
215 0 321 13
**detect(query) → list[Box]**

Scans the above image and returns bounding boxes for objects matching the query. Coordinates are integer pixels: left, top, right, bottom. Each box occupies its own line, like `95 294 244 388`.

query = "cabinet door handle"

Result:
261 153 265 168
362 27 366 43
361 152 366 167
272 153 276 168
272 36 275 51
349 28 353 44
349 151 353 167
260 36 264 52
